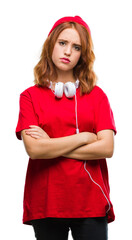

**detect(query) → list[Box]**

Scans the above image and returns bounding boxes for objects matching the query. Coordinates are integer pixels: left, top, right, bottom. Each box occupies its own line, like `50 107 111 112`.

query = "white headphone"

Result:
48 79 80 98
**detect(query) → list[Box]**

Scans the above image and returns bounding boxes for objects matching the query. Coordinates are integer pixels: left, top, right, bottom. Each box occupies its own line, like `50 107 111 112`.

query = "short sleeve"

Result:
94 91 117 135
15 90 39 140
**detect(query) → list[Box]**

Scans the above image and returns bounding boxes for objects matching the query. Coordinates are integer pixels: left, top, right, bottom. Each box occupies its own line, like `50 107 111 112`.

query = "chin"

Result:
57 65 73 72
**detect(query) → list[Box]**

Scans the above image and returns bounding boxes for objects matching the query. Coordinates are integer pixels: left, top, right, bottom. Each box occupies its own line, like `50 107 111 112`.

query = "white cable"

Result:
84 160 111 213
74 88 110 214
75 92 79 134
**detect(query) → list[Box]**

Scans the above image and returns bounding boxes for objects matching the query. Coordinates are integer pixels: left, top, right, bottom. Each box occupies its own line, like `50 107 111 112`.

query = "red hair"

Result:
33 22 97 96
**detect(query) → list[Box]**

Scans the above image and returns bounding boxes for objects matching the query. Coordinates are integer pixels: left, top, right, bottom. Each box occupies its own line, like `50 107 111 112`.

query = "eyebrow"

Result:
58 38 82 47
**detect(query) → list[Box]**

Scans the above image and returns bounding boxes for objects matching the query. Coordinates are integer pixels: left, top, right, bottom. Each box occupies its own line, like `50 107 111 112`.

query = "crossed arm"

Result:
21 126 115 160
62 130 114 160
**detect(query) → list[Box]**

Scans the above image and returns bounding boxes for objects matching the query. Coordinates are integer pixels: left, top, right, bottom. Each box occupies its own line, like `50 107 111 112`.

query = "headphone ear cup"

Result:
64 82 76 98
55 82 64 98
47 79 80 98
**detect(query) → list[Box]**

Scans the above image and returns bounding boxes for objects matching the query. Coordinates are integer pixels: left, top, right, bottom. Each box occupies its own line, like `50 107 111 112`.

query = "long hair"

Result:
33 22 97 96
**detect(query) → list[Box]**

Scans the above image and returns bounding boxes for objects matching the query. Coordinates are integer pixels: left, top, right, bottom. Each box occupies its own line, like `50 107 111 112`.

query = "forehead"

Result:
57 28 81 44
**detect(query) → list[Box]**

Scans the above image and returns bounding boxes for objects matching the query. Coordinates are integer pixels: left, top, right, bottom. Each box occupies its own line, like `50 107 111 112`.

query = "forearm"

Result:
30 133 86 160
63 139 114 160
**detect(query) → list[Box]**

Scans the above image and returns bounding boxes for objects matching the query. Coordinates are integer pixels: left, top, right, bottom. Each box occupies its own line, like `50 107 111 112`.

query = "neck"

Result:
55 69 76 83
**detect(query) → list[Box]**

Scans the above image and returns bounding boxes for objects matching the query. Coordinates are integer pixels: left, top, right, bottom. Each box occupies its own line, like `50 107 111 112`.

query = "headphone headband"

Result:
48 79 80 90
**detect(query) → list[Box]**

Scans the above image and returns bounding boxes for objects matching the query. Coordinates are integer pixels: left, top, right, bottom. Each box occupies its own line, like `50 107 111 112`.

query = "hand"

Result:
79 132 97 145
63 132 98 158
25 125 50 139
86 132 98 144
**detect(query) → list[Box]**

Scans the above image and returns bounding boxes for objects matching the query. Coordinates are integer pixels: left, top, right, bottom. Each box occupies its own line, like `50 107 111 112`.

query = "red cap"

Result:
48 16 91 36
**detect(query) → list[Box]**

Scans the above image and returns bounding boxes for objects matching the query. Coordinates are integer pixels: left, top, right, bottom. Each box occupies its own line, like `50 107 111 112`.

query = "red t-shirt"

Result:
15 84 117 225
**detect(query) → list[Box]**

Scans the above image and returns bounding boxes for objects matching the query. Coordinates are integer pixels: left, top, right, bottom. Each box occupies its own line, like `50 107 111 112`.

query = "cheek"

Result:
73 52 81 65
52 45 59 63
52 49 56 63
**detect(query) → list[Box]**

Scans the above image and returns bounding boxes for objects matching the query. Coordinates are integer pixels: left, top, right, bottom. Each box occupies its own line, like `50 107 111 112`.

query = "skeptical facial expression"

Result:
52 28 82 72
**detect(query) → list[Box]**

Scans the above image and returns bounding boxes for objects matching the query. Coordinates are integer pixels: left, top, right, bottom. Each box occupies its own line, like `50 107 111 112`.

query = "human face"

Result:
52 28 81 73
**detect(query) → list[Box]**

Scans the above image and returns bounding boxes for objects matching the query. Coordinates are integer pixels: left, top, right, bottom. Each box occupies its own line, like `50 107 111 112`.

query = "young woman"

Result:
15 16 117 240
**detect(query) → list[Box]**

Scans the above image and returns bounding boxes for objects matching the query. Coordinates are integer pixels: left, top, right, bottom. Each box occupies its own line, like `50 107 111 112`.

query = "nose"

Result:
64 44 72 56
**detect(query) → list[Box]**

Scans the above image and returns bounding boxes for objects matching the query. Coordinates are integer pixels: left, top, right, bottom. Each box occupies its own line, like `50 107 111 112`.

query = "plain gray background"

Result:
0 0 132 239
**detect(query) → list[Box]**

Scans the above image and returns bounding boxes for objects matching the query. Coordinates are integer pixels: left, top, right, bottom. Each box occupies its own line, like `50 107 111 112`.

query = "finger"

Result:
29 125 41 129
28 127 45 133
25 132 40 139
26 129 40 133
30 134 41 139
26 131 41 137
29 125 46 132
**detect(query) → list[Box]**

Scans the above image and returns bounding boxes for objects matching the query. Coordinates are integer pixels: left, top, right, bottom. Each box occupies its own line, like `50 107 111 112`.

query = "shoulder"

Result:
91 85 107 96
90 85 108 101
20 84 43 97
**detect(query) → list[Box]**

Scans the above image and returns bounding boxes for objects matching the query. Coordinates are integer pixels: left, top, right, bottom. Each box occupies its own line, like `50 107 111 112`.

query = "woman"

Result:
15 16 117 240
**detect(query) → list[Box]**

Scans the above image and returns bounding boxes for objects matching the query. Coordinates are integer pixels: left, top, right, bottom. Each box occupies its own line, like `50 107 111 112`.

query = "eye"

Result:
74 45 81 51
59 41 65 46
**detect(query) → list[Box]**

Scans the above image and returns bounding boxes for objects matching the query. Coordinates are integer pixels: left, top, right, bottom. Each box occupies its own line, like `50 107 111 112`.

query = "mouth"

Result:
60 58 70 63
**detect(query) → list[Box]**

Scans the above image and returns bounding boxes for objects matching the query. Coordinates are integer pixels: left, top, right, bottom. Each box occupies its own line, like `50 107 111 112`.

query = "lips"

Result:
60 58 70 63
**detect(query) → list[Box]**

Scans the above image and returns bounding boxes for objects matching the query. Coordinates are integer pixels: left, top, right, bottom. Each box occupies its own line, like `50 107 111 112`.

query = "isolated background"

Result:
0 0 132 239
